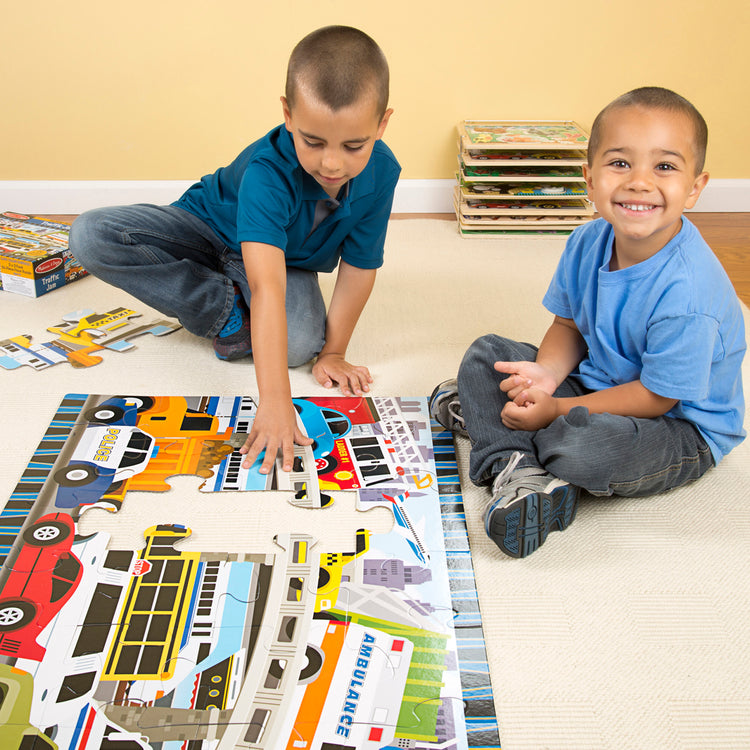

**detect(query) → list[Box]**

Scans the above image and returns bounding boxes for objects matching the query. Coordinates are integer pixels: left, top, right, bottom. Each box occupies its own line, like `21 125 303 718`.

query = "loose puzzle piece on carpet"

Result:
0 394 500 749
0 307 182 371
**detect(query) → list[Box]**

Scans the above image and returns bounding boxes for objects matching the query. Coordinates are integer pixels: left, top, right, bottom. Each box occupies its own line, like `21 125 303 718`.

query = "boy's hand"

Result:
313 353 373 396
501 387 559 431
239 400 313 474
495 360 558 400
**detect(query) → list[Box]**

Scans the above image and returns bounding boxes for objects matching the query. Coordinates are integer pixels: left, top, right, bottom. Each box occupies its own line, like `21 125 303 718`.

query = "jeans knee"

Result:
288 346 317 368
460 334 501 374
463 334 533 369
535 407 594 486
68 210 97 268
68 208 119 272
287 326 324 367
459 335 536 392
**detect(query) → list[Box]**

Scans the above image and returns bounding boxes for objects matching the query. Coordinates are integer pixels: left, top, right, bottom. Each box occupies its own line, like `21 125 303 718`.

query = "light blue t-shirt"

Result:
543 217 746 463
174 124 401 272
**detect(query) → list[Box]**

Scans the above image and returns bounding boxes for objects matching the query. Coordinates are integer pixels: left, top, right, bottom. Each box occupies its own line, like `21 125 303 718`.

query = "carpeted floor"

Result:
1 218 748 749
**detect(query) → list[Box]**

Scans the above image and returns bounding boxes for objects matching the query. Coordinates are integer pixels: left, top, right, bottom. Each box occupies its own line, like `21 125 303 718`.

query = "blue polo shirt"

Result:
174 124 401 273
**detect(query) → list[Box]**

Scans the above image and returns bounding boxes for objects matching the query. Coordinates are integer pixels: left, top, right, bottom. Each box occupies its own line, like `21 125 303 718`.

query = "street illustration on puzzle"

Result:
0 394 500 750
0 307 182 371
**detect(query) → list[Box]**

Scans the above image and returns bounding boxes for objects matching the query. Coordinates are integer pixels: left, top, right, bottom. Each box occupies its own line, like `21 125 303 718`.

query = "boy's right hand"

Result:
239 399 314 475
495 360 558 401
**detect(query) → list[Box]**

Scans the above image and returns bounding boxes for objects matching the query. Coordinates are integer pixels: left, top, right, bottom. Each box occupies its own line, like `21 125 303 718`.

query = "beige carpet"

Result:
1 218 748 749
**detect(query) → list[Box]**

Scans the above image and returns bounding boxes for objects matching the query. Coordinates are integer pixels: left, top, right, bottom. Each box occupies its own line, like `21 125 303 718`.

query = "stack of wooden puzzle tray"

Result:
455 120 595 236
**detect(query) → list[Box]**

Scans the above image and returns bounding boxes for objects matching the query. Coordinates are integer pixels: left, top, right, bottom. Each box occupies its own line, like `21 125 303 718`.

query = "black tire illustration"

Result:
22 519 70 546
84 405 125 424
54 463 98 487
0 600 36 631
298 643 325 683
114 396 155 413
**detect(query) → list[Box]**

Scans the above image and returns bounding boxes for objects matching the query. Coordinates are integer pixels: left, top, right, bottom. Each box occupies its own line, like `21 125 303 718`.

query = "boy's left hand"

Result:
313 353 373 396
501 387 559 431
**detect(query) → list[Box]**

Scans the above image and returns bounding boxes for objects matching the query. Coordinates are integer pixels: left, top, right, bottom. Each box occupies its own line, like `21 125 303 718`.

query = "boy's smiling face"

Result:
583 105 709 267
282 88 392 199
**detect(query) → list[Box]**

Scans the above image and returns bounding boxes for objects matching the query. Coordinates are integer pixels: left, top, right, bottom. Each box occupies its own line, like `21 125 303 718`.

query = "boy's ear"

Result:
281 96 293 131
684 171 710 210
376 108 394 140
582 163 595 199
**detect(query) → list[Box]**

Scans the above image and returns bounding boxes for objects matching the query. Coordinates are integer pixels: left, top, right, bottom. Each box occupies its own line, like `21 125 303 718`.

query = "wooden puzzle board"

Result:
458 121 589 150
455 120 592 237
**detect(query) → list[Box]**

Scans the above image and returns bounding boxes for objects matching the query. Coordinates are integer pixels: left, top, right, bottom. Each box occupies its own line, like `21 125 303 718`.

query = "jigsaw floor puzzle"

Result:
0 394 501 750
0 307 182 372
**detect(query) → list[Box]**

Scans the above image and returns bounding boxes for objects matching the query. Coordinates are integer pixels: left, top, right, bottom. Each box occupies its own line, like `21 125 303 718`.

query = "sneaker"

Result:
213 285 252 361
429 379 468 436
483 452 579 558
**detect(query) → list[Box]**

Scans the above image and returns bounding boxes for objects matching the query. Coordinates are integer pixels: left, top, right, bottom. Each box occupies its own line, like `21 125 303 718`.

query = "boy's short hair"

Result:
285 26 390 119
588 86 708 174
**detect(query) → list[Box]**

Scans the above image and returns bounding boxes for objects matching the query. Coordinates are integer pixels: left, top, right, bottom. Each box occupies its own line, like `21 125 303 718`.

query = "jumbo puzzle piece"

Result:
0 307 181 371
0 394 501 749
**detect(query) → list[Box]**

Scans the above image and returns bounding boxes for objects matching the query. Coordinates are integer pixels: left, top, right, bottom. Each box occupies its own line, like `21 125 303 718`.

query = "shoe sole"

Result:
485 484 580 558
215 347 252 361
213 334 252 361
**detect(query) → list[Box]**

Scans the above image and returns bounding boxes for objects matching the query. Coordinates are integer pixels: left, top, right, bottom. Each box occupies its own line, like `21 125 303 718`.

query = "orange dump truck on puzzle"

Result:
102 396 235 500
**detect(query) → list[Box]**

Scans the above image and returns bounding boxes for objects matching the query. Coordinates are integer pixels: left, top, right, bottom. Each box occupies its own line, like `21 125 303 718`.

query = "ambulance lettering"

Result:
336 632 375 738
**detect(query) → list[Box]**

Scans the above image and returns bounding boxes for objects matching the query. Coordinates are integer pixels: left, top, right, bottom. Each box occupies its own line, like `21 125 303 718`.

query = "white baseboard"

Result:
0 181 195 215
0 178 748 214
686 179 750 212
392 179 456 213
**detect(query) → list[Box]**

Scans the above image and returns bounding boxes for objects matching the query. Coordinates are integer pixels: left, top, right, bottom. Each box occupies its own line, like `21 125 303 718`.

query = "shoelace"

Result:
490 451 525 497
446 400 465 428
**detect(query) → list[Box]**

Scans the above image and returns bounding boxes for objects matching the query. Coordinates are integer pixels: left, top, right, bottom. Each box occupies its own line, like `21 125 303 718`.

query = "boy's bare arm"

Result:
312 260 376 396
238 241 312 473
559 380 678 418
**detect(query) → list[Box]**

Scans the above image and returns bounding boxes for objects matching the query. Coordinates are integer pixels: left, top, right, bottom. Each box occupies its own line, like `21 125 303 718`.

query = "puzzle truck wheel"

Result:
22 519 71 546
114 395 155 412
84 405 126 424
53 463 98 487
315 455 337 473
0 600 36 631
83 396 155 424
298 643 324 683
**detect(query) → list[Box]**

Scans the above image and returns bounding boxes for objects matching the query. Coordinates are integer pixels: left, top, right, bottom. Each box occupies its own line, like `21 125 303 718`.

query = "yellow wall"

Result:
3 0 748 180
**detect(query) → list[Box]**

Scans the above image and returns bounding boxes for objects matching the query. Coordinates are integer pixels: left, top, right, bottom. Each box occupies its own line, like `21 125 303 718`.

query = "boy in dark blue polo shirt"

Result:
70 26 400 476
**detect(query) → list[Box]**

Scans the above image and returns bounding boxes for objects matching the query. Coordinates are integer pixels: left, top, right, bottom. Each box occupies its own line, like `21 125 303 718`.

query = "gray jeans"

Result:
457 334 714 496
69 204 326 366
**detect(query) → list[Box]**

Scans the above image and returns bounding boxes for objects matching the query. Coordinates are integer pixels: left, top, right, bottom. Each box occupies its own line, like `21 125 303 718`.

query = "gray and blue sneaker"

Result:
429 379 468 437
483 452 579 558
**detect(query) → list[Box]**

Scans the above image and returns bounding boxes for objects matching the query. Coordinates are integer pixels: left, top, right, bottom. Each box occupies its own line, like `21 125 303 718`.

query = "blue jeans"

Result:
69 204 326 366
457 334 715 497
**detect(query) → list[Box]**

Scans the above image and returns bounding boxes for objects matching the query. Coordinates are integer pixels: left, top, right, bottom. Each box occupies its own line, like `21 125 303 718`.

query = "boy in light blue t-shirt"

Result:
431 86 746 559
